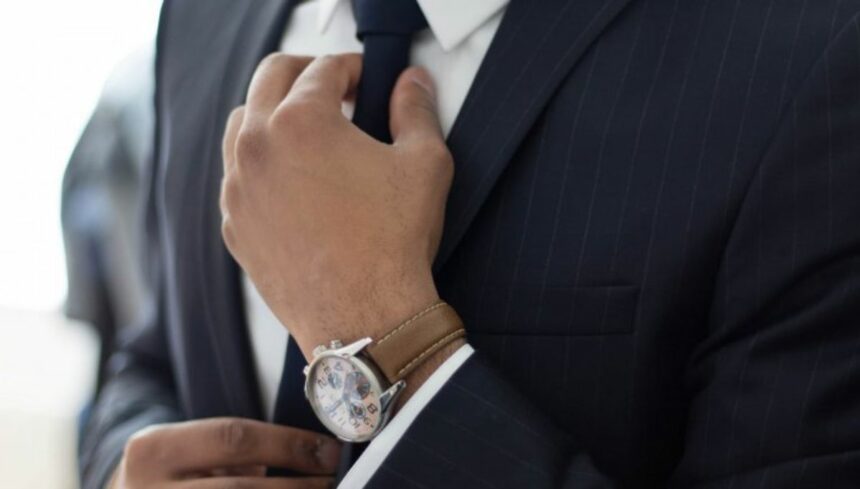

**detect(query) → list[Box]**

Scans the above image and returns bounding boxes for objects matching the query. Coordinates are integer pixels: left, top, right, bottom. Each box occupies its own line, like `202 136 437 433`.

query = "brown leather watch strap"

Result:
365 301 465 383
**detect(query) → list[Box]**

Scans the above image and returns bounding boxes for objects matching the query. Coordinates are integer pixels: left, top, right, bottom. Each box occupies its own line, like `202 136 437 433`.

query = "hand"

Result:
220 53 453 359
108 417 340 488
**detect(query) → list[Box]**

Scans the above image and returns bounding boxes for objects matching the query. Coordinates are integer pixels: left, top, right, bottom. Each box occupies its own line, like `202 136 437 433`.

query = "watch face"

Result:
306 354 385 442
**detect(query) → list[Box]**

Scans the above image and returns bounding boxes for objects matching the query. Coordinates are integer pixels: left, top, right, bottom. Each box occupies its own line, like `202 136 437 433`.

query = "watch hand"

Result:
326 399 343 415
342 392 355 413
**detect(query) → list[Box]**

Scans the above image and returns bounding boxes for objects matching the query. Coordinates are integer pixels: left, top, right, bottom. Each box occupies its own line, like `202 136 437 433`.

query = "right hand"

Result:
109 417 341 488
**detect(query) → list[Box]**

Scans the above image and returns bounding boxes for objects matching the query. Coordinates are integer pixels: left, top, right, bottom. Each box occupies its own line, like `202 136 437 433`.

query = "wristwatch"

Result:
303 301 465 442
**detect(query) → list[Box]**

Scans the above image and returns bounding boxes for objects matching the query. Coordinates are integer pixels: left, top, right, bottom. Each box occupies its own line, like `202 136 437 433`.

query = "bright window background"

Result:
0 1 161 487
0 0 161 311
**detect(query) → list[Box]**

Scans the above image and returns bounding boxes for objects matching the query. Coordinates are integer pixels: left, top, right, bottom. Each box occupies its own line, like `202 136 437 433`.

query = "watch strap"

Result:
365 301 465 383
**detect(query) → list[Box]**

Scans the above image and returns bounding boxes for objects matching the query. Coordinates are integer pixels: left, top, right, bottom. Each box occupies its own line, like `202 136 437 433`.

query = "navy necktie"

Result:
267 339 327 477
352 0 429 142
268 0 428 478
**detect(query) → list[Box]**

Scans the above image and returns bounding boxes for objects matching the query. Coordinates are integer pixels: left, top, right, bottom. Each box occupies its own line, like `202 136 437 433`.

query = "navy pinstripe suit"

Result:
80 0 860 487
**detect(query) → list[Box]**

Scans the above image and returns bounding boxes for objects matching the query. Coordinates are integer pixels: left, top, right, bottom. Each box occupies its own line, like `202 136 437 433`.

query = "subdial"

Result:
343 371 371 400
327 371 342 390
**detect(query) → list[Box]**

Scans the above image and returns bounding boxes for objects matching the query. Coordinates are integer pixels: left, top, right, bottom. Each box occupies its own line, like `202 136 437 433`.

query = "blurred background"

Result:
0 1 162 487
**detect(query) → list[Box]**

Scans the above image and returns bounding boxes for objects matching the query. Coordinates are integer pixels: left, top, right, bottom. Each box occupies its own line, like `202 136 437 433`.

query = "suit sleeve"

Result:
367 15 860 489
77 299 184 489
77 21 184 489
77 152 184 489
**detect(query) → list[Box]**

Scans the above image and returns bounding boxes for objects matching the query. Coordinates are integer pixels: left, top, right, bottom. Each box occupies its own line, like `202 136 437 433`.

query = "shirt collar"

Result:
316 0 509 51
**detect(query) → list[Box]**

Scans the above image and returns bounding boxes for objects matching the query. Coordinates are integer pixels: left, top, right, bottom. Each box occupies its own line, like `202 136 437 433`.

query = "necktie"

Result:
268 0 428 478
352 0 429 142
267 339 328 477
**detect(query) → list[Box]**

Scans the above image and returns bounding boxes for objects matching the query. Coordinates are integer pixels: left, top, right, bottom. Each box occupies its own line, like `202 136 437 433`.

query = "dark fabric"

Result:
268 339 328 477
80 0 860 488
271 341 324 431
351 0 428 142
61 48 154 395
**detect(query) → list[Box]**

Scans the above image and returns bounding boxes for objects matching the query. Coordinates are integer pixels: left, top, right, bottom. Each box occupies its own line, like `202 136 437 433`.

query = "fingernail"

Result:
315 438 342 471
410 67 435 97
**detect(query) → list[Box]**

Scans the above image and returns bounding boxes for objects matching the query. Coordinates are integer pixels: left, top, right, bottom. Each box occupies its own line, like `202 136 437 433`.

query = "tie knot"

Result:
352 0 428 40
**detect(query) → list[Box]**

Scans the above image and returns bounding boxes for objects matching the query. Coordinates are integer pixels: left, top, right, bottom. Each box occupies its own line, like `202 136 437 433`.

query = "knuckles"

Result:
270 98 327 141
220 173 239 209
219 175 240 248
316 53 348 73
256 52 309 82
218 418 256 456
412 140 454 184
269 100 308 133
290 435 321 468
234 124 268 168
222 480 254 489
227 106 245 125
257 52 290 72
124 426 164 468
395 87 435 118
220 217 236 252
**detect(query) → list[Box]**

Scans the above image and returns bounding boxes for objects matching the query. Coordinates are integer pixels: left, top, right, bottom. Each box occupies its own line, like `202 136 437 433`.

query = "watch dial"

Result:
310 356 382 439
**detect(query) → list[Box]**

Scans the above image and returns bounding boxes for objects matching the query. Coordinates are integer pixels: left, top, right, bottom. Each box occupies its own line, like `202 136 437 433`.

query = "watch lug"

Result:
312 345 328 358
379 380 406 412
337 337 373 357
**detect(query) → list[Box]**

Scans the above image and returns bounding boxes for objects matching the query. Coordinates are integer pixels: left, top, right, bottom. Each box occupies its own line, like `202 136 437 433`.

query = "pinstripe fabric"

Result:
79 0 860 488
375 0 860 487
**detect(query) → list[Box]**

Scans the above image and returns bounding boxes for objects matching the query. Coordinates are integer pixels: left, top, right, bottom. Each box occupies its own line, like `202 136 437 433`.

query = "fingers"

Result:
125 418 341 478
387 67 453 188
209 465 266 477
283 53 362 112
389 66 444 145
174 476 333 489
223 106 245 174
246 54 314 114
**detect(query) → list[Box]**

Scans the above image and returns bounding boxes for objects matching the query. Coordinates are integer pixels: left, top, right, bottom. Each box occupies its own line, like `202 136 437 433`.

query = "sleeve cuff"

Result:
338 344 475 488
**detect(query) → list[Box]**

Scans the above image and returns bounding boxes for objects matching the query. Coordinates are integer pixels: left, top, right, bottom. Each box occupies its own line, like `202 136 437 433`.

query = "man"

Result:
80 0 860 487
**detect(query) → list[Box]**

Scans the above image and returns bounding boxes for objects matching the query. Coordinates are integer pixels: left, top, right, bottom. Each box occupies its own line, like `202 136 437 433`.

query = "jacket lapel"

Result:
436 0 636 272
195 0 295 419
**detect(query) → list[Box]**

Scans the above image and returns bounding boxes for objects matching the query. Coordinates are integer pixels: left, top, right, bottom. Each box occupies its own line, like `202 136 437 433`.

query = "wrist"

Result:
295 268 439 357
303 298 465 442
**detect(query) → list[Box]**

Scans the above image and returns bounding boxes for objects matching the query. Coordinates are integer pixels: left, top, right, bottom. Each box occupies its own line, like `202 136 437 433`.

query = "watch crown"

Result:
312 345 328 357
330 340 343 349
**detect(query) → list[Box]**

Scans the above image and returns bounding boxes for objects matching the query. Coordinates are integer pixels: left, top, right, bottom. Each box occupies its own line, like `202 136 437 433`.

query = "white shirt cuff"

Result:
338 344 475 488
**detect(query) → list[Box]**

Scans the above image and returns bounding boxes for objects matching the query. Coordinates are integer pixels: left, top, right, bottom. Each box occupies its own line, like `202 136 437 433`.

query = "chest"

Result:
429 1 830 475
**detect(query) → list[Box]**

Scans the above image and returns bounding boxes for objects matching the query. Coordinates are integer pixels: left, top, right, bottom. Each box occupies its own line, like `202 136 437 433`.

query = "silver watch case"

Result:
303 337 406 442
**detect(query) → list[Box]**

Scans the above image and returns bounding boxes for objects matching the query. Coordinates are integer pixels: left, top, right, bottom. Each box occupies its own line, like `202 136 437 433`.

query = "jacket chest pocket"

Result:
462 284 640 448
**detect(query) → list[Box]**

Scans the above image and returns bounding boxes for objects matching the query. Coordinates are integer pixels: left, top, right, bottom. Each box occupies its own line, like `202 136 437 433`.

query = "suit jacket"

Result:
80 0 860 487
62 47 154 393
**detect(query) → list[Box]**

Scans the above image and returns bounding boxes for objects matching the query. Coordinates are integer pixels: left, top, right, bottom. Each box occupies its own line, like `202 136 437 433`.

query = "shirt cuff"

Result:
338 343 475 488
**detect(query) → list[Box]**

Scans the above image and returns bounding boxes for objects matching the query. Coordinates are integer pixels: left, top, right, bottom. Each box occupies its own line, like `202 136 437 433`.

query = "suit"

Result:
80 0 860 487
62 47 153 393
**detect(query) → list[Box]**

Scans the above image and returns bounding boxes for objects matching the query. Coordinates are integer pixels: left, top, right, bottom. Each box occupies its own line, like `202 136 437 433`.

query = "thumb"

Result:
389 66 444 145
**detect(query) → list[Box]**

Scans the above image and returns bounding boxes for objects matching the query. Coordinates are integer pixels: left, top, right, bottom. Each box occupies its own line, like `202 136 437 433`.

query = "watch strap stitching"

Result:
395 328 466 379
374 301 446 346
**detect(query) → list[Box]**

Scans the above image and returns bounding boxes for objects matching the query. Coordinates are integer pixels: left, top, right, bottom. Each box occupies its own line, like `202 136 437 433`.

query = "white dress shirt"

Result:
242 0 507 486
